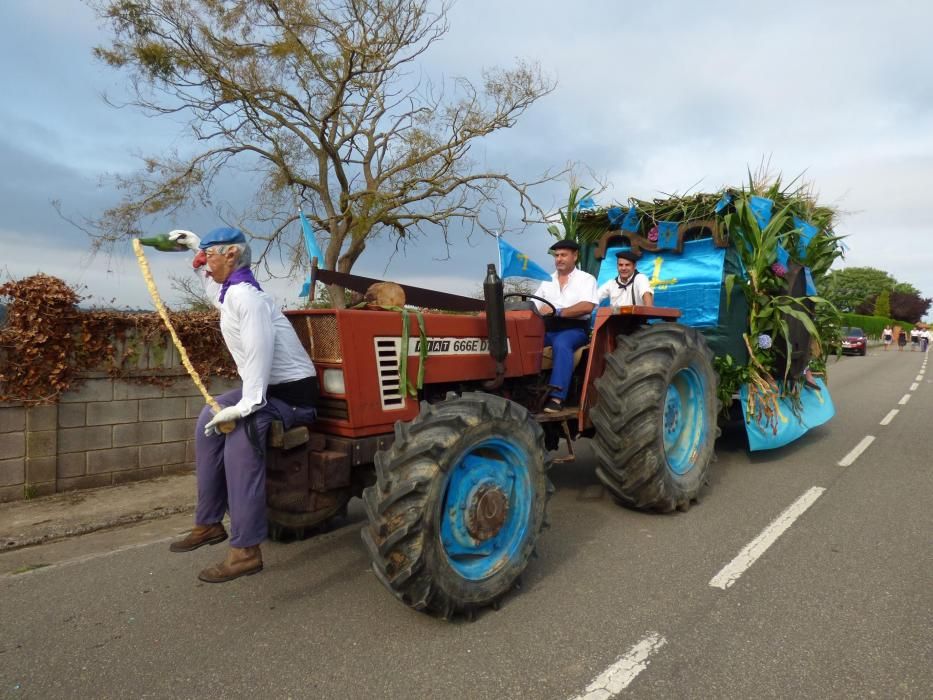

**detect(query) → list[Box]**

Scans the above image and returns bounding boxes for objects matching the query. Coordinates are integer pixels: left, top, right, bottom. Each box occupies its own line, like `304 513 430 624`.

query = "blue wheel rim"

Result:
662 364 708 475
440 437 532 581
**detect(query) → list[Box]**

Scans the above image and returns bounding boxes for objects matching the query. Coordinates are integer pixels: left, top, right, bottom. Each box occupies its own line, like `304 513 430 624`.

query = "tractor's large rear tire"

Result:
361 392 551 619
592 323 719 512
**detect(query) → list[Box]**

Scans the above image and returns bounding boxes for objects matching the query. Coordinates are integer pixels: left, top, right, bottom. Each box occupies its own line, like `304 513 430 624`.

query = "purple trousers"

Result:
194 389 316 547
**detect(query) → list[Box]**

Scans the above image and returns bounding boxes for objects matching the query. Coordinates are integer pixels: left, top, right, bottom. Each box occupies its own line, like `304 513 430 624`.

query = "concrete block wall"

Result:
0 370 238 502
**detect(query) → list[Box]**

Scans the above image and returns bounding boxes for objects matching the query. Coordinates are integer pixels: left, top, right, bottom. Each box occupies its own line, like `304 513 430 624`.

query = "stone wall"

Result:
0 369 237 502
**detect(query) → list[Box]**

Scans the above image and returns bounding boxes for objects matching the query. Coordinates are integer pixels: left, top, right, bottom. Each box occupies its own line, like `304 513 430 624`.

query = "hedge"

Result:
839 313 913 338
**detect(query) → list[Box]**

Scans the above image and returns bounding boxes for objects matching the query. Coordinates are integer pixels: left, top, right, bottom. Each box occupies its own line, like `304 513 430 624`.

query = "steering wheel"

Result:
503 292 557 316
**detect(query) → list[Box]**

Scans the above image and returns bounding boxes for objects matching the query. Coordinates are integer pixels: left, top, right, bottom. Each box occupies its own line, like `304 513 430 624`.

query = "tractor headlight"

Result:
321 368 346 395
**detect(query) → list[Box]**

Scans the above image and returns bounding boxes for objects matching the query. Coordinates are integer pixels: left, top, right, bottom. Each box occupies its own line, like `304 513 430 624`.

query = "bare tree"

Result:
169 274 214 311
467 276 541 301
89 0 561 305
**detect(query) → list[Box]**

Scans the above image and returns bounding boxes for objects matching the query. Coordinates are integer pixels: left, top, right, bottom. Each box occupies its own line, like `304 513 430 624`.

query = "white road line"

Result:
899 394 912 405
911 382 920 391
838 435 876 467
709 487 826 591
0 534 178 579
571 633 667 699
880 409 899 426
916 375 924 382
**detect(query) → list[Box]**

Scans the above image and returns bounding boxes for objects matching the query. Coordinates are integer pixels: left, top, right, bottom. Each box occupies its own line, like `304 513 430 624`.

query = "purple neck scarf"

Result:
219 267 262 303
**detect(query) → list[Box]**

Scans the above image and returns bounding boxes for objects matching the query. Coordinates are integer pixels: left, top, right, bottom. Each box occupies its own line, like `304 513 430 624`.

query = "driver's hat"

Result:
548 239 579 252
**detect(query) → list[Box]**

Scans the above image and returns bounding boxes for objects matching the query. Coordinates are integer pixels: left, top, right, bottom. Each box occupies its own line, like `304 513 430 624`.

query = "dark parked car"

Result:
841 326 868 356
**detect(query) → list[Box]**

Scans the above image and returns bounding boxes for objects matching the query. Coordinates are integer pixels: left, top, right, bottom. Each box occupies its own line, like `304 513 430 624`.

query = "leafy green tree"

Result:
88 0 560 305
893 281 921 296
822 267 896 312
873 289 891 318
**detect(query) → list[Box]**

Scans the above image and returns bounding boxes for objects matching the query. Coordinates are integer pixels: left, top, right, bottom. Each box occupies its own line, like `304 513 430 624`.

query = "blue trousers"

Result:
194 389 316 547
544 328 589 401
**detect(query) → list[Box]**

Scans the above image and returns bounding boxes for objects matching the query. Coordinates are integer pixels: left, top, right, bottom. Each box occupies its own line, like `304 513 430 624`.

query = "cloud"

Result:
0 141 106 245
1 0 932 320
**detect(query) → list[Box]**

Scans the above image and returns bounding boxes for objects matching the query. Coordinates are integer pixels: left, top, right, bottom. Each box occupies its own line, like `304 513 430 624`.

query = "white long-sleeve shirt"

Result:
533 268 599 315
200 271 315 417
597 272 653 306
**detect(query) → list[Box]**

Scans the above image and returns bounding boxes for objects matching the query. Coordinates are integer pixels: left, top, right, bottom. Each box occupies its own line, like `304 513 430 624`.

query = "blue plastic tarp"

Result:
597 238 727 327
739 378 835 451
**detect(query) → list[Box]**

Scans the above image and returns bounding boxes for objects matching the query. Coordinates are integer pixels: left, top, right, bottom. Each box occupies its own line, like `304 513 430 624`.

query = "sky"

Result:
1 0 931 317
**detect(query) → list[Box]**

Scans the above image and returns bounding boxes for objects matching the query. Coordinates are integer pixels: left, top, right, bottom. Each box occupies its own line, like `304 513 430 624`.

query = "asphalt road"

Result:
2 348 931 699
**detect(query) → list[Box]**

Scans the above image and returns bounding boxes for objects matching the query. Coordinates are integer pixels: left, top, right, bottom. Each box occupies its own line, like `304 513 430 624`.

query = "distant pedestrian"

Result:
922 328 931 353
882 325 893 351
897 328 907 351
910 327 920 351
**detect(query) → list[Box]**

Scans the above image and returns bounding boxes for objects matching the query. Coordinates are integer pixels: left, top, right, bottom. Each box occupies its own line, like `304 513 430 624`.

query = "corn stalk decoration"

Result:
574 173 846 431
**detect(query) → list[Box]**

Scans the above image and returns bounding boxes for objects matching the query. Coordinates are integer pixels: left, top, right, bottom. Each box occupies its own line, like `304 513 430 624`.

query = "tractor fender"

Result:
578 305 682 430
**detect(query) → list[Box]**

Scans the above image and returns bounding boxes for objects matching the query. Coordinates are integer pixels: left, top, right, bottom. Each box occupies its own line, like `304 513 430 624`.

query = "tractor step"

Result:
533 406 578 422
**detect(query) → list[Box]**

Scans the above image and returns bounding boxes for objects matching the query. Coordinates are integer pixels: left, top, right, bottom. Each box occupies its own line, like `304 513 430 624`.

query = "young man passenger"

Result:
597 250 654 307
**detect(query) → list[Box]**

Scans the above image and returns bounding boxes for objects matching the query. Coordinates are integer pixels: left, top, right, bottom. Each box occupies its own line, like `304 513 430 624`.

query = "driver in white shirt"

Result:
533 240 598 412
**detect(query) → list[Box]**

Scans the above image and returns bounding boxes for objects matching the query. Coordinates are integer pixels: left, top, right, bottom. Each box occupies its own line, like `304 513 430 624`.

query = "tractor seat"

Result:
268 420 310 450
541 345 589 371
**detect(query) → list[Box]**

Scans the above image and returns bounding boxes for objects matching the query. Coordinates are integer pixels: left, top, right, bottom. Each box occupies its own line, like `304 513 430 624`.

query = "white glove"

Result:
204 406 242 436
168 229 201 251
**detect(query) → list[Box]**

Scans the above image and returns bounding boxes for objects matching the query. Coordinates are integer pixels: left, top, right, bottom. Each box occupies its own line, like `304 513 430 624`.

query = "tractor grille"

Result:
316 397 349 421
291 314 343 363
374 338 405 410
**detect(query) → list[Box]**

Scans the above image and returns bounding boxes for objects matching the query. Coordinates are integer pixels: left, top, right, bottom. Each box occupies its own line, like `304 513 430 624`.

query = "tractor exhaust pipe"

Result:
483 264 508 390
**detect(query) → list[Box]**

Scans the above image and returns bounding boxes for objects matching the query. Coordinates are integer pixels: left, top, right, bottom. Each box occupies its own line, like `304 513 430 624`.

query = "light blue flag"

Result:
776 244 790 268
740 379 835 451
298 210 325 297
793 216 818 258
607 207 624 228
300 210 325 264
749 196 773 230
621 205 639 232
714 192 733 214
597 238 726 327
498 237 552 281
656 221 679 250
804 267 817 296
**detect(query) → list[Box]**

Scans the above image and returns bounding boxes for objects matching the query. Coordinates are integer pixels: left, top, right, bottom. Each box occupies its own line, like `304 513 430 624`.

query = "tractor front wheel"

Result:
361 392 551 618
592 323 719 512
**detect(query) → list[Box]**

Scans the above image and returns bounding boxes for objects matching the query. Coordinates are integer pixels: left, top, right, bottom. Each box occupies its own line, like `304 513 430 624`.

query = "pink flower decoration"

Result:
648 225 659 242
771 262 786 277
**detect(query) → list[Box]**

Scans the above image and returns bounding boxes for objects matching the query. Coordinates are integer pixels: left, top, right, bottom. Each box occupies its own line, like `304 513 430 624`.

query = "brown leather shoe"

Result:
198 545 263 583
169 523 228 553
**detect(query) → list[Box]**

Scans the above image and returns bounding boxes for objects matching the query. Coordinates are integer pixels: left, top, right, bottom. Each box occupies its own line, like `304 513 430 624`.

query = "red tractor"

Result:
266 231 719 618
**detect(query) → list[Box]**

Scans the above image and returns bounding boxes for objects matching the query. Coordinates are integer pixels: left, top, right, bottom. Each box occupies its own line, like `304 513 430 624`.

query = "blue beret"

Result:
199 227 247 249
